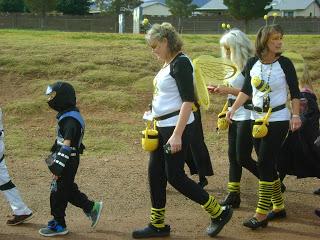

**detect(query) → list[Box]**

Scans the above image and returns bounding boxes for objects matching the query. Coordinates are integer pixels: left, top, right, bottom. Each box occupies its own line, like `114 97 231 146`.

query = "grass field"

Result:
0 30 320 240
0 29 319 160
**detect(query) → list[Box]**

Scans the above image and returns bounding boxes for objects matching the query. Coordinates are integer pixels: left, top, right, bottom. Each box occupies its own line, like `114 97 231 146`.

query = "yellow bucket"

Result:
141 122 159 152
217 101 229 130
252 107 272 138
252 120 268 138
217 112 229 130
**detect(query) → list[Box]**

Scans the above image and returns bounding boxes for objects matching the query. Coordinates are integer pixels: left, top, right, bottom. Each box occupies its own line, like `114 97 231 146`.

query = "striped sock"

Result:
271 178 285 210
202 195 223 219
150 208 165 228
227 182 240 193
256 181 273 215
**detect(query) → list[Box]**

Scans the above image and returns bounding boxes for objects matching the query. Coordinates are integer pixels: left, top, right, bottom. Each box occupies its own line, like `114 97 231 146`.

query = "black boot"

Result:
243 217 268 229
313 188 320 195
132 224 170 239
198 177 208 188
281 183 286 193
207 205 233 237
220 192 241 208
267 209 286 221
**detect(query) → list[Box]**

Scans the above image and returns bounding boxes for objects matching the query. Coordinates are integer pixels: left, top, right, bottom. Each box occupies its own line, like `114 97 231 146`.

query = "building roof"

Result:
196 0 228 11
142 0 210 7
141 2 167 8
270 0 316 10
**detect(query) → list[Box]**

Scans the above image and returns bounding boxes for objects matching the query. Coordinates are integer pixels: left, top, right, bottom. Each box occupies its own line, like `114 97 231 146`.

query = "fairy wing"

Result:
192 55 238 110
193 55 239 86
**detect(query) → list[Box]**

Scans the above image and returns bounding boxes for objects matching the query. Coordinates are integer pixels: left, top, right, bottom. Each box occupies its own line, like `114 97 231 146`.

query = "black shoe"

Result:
220 192 240 208
132 224 170 239
243 217 268 230
313 188 320 195
315 209 320 218
267 209 286 221
207 205 233 237
281 183 286 193
198 178 208 188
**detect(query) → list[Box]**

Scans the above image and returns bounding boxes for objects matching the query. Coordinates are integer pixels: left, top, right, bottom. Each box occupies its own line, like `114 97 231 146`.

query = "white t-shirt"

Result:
227 73 251 121
152 53 195 127
242 56 300 122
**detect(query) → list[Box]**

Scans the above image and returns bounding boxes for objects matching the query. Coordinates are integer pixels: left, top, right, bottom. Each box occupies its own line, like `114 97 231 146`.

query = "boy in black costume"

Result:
39 82 103 237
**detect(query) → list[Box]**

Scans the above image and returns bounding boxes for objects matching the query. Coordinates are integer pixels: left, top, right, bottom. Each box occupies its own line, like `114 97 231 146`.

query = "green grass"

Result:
0 29 319 158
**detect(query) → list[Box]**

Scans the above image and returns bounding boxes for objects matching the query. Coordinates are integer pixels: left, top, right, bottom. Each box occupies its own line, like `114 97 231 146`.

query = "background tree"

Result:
93 0 110 12
107 0 142 15
0 0 25 12
56 0 91 15
223 0 272 33
25 0 57 28
165 0 197 33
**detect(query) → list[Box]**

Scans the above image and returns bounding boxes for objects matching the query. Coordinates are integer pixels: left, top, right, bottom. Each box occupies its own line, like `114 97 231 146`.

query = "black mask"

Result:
46 82 76 112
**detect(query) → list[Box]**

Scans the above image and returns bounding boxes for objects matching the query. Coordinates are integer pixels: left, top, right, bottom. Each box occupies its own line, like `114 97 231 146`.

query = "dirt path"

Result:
1 150 320 240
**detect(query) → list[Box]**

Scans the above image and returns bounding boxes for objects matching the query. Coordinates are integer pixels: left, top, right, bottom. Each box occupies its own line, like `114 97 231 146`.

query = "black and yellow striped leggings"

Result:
254 120 289 214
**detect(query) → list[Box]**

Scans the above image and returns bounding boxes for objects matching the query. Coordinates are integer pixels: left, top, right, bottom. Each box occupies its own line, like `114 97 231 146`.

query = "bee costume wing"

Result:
193 55 239 110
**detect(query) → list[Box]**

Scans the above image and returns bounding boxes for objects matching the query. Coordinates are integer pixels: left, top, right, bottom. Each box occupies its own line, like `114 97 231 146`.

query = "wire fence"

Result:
0 13 319 34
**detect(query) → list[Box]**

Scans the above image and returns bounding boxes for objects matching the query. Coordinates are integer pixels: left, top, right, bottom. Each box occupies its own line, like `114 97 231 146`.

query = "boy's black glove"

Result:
45 145 72 176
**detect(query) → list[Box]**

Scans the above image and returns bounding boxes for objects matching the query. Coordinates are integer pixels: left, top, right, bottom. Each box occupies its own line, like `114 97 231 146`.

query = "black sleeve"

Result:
59 117 81 143
302 92 320 125
170 56 195 102
241 57 258 96
278 56 301 100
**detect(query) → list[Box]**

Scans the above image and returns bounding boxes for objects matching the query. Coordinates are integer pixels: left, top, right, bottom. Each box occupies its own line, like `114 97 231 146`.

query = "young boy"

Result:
0 108 33 225
39 82 103 237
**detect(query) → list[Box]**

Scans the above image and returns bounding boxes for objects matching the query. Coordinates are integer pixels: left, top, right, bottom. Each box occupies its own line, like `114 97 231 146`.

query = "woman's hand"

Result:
207 85 217 93
167 133 182 154
226 109 235 123
290 115 302 132
213 85 229 94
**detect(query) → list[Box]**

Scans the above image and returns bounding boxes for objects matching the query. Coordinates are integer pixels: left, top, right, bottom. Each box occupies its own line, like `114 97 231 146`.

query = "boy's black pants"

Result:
50 156 94 227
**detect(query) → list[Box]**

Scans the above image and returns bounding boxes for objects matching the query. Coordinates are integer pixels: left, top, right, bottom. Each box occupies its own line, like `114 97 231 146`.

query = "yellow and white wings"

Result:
192 55 239 110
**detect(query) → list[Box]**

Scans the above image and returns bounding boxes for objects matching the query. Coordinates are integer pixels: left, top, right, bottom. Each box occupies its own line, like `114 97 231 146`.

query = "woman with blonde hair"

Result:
132 22 233 238
209 29 259 208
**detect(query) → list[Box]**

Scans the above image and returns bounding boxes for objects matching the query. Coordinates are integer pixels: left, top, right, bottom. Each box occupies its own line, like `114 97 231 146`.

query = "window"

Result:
284 11 294 17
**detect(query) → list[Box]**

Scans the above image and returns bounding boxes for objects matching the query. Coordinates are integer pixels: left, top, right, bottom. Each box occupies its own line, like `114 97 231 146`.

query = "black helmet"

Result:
46 81 76 112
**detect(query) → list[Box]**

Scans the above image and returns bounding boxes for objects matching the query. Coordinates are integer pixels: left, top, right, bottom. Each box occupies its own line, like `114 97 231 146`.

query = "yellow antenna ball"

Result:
142 18 149 25
272 12 277 17
221 23 226 29
264 15 268 20
227 24 231 29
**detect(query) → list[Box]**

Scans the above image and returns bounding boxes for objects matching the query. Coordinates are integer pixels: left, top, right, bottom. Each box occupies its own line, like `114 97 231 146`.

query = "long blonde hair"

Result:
220 29 254 71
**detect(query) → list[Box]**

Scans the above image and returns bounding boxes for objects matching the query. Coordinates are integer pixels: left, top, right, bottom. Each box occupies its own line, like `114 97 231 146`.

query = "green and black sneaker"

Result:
86 201 103 228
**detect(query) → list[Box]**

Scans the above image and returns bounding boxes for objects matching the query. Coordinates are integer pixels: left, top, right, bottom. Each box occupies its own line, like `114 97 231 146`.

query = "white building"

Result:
139 0 211 16
196 0 228 15
269 0 320 17
140 1 171 16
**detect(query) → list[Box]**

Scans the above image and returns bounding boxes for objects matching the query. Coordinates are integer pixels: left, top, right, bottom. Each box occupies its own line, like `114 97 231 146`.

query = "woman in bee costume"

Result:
132 23 233 239
226 24 301 229
209 29 259 208
39 82 103 237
